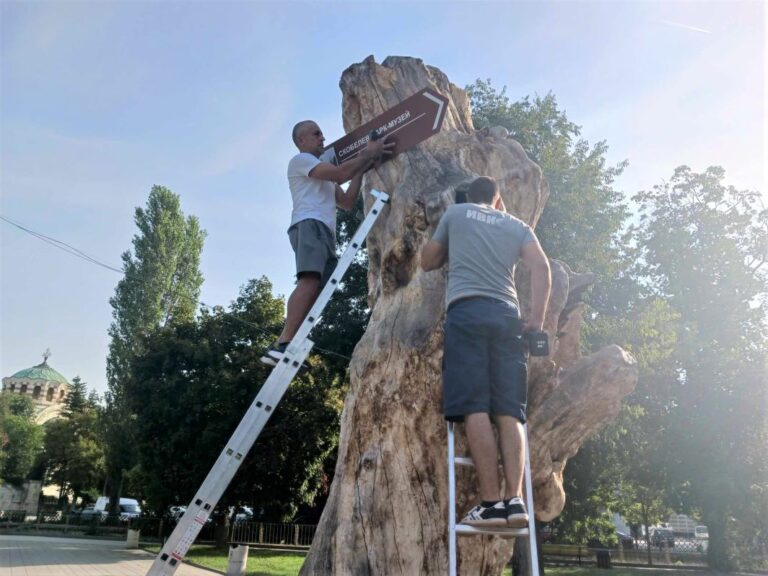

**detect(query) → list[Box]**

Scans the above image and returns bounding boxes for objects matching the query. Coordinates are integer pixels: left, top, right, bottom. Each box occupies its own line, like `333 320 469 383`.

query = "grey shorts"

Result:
442 297 527 423
288 219 338 287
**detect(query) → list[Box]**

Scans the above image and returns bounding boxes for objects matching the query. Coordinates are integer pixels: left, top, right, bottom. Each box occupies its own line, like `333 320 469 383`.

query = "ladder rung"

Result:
455 524 529 537
454 456 503 469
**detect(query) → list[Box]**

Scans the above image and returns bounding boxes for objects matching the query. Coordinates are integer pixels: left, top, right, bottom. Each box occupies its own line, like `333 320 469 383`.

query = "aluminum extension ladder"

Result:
147 190 390 576
447 421 540 576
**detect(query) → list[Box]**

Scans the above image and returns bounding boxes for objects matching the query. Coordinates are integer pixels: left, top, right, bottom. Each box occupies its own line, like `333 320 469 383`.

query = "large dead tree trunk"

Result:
301 56 638 576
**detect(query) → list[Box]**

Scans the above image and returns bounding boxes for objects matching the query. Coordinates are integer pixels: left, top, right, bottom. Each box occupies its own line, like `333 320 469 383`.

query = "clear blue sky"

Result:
1 1 764 394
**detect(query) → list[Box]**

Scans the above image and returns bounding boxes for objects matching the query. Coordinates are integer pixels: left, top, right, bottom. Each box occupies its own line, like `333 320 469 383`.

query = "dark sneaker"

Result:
505 497 529 528
260 342 288 367
460 501 507 527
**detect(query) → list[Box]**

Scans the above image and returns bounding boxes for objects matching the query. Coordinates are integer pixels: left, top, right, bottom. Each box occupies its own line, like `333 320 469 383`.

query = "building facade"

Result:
1 353 70 424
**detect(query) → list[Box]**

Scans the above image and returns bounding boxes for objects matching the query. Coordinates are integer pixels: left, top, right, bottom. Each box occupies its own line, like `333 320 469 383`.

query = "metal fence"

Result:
0 510 171 541
541 539 710 568
230 521 317 548
0 510 314 549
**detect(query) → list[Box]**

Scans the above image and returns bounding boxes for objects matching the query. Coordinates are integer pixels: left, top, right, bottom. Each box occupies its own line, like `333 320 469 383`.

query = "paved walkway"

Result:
0 536 214 576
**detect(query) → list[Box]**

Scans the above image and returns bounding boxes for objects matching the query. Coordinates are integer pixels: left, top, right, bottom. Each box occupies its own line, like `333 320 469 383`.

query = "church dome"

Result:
2 352 71 424
10 361 69 385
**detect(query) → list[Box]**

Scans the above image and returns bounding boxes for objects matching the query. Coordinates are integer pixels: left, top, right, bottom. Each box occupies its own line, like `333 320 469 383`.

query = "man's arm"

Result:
309 139 394 185
335 170 366 212
520 237 551 331
421 240 448 271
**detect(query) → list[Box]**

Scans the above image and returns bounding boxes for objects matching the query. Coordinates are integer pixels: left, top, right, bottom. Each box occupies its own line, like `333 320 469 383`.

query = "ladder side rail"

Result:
447 422 458 576
523 423 540 576
149 341 313 575
149 192 388 576
286 190 388 353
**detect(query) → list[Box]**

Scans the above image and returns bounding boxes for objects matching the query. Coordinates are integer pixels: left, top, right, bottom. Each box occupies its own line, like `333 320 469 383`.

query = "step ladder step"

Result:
455 524 529 537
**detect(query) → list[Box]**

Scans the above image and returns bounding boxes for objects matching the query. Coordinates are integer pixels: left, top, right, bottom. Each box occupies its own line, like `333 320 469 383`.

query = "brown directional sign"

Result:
322 87 449 167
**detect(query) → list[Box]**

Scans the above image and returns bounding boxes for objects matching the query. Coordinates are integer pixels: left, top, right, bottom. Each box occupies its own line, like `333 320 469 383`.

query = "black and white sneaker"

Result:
460 501 508 527
505 497 529 528
260 342 288 367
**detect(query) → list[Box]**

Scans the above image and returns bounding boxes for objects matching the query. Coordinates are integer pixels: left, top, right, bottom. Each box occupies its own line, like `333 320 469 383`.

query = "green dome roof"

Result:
9 361 69 385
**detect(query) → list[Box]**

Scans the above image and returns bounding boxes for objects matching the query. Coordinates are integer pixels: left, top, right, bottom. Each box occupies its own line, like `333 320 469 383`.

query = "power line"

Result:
0 214 123 273
0 213 353 362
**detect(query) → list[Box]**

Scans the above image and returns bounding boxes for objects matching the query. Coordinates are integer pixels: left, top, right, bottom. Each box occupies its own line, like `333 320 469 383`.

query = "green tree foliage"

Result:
127 278 343 521
466 79 632 314
38 377 105 505
632 166 767 569
0 395 44 484
105 185 206 510
64 376 89 415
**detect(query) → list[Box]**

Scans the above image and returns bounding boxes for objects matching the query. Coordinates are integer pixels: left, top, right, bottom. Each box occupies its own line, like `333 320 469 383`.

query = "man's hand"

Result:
363 136 395 164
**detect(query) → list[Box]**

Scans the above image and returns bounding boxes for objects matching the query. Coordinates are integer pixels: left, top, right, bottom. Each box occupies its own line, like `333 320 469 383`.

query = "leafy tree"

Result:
632 166 767 569
64 376 90 415
105 185 206 511
128 278 343 521
466 80 632 315
37 377 105 505
0 395 44 484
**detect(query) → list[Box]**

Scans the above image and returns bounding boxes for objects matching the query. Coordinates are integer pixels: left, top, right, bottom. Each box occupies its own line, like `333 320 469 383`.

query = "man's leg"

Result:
494 414 529 527
465 412 501 502
493 415 525 500
278 272 321 344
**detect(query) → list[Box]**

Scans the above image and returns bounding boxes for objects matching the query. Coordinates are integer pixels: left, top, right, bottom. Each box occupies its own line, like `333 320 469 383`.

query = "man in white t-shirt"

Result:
261 120 392 366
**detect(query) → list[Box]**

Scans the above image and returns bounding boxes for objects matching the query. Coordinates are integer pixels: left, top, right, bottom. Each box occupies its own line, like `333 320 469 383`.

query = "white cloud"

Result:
659 19 712 34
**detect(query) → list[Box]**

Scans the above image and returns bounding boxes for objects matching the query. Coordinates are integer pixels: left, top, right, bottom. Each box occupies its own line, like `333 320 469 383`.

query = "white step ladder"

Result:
447 421 540 576
147 190 390 576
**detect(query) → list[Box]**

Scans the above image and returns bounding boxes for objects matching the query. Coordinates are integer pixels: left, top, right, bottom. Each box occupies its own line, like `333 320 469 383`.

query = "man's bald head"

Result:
292 120 316 146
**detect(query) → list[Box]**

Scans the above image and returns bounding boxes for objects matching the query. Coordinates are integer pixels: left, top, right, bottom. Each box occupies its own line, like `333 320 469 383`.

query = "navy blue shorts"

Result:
442 297 527 423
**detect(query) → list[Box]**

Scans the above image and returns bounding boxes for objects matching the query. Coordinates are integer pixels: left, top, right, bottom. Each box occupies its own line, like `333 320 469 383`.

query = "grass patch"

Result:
145 547 720 576
144 545 307 575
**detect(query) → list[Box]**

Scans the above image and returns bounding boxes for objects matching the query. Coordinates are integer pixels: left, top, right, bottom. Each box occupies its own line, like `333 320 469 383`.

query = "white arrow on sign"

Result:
423 91 446 130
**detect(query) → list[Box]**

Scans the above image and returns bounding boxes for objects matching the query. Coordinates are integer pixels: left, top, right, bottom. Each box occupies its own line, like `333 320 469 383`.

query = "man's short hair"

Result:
468 176 498 204
292 120 314 145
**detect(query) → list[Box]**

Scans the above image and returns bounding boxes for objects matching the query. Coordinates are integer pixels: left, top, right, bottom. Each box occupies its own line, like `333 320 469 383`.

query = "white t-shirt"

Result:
287 152 336 234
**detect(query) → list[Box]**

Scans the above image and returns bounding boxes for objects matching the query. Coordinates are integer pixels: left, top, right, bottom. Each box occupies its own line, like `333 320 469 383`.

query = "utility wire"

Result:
0 215 123 273
1 213 352 362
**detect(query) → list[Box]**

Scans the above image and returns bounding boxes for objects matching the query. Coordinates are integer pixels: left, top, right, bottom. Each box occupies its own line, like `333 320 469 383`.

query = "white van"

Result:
94 497 142 520
695 525 709 540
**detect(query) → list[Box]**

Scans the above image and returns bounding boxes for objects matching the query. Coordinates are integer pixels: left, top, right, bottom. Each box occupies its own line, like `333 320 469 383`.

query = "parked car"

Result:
588 530 635 549
118 500 142 521
694 525 709 540
234 506 254 523
616 531 635 549
92 496 142 521
168 506 186 520
79 505 108 521
650 527 675 549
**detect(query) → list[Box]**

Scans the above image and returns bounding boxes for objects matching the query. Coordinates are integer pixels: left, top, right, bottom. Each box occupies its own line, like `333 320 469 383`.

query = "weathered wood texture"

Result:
300 56 638 576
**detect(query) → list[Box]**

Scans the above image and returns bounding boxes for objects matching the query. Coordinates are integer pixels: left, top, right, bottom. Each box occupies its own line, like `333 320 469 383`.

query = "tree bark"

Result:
301 56 638 576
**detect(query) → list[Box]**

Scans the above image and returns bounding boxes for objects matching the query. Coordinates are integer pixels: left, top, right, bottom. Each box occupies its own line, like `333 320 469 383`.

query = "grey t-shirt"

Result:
432 203 536 308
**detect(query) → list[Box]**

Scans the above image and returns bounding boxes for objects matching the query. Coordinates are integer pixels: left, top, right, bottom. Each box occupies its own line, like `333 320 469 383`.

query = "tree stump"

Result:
300 55 638 576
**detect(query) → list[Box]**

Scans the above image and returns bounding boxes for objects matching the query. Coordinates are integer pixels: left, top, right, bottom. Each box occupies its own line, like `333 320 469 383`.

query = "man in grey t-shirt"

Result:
421 176 551 527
